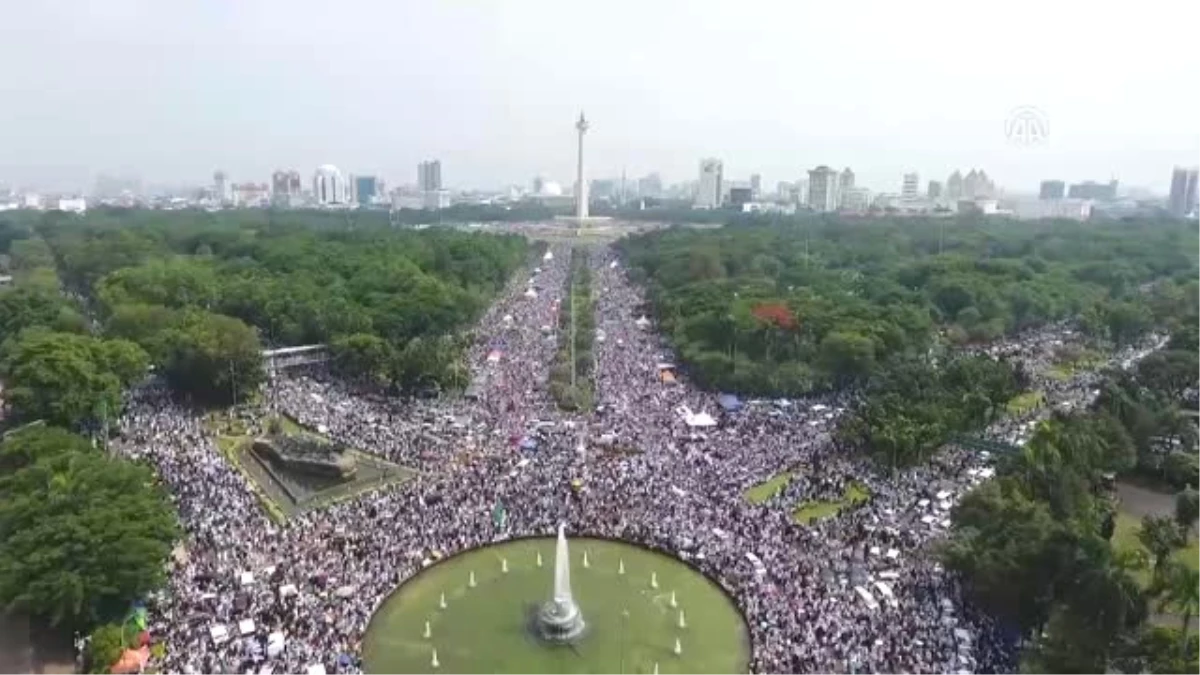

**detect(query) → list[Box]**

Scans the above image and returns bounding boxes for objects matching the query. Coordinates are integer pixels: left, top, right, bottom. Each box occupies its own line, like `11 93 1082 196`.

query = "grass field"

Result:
1047 349 1106 381
743 472 793 504
362 537 750 674
1005 390 1046 416
1112 511 1199 587
793 481 871 525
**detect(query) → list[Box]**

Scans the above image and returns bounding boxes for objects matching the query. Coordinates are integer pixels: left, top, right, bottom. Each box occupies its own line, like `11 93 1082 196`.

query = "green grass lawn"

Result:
1112 511 1199 588
362 537 749 674
743 472 793 504
1005 390 1046 416
792 481 871 525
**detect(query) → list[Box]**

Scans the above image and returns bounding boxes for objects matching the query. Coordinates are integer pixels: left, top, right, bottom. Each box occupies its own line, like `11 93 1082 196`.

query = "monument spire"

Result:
553 522 573 605
575 112 589 222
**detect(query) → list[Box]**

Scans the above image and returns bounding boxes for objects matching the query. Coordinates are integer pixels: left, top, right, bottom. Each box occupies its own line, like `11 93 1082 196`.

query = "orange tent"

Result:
110 646 150 674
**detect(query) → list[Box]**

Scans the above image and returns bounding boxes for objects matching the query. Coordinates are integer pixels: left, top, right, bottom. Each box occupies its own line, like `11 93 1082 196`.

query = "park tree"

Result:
0 285 87 343
0 329 147 428
1149 559 1200 637
1138 515 1185 572
159 310 264 405
330 332 394 386
1136 350 1199 402
0 424 92 473
1174 488 1199 534
0 438 179 628
85 623 127 674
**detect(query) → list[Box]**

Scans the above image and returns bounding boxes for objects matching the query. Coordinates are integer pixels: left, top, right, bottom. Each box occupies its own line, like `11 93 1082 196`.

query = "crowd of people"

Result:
110 242 1165 674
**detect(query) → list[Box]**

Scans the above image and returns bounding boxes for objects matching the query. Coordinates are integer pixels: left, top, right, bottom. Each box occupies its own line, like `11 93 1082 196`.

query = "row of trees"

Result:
618 218 1197 396
549 249 595 411
835 354 1023 470
0 210 529 427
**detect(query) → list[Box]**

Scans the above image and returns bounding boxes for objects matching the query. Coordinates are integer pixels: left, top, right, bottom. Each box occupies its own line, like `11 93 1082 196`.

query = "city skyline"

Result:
0 1 1197 193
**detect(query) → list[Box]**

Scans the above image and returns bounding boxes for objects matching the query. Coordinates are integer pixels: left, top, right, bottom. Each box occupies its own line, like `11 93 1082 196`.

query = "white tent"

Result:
306 665 326 675
542 250 554 261
209 624 229 645
239 619 256 636
267 632 285 658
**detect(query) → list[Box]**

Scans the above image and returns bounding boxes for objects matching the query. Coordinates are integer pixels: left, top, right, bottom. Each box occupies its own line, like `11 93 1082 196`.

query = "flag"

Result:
492 502 507 530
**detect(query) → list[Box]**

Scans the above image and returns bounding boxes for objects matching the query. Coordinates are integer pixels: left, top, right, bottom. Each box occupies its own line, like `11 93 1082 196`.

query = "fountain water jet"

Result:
438 593 447 610
431 648 440 669
674 638 682 656
618 559 625 575
423 621 431 639
669 590 677 608
650 572 659 589
468 571 476 588
535 523 587 642
678 610 687 629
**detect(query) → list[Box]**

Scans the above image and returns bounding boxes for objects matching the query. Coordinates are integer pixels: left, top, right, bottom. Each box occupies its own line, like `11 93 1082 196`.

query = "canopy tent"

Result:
717 393 743 413
110 647 150 674
542 250 554 261
518 436 538 452
685 411 717 428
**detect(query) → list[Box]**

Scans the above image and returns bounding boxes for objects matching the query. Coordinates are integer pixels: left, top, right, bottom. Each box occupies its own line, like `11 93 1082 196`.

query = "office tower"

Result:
1067 179 1118 201
696 159 724 209
901 172 920 200
749 173 762 198
927 181 942 200
1168 167 1199 217
807 165 840 212
946 170 963 200
213 171 231 204
638 173 663 199
1039 180 1066 200
839 167 855 192
312 165 347 205
353 175 379 205
729 187 753 207
418 160 443 192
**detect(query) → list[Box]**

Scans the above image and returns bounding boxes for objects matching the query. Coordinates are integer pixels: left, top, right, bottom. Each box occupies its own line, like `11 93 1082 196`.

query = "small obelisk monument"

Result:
575 112 590 223
536 523 587 642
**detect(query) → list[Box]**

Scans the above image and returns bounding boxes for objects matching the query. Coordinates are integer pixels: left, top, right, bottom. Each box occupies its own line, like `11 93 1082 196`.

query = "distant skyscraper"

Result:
901 172 920 200
312 165 347 205
638 173 663 199
213 170 231 204
839 167 855 191
927 180 942 200
272 169 303 206
749 173 762 198
418 160 443 192
1039 180 1066 200
1168 167 1199 217
353 175 379 205
946 170 963 200
807 166 840 212
1067 179 1117 201
696 159 724 209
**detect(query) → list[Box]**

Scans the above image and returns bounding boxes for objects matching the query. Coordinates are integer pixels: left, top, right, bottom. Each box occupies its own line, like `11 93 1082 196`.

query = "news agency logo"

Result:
1005 106 1049 147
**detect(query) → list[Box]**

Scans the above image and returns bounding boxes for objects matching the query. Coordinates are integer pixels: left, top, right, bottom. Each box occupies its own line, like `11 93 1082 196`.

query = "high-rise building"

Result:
1168 167 1199 217
729 187 753 207
353 175 379 205
946 170 963 200
418 160 443 192
776 181 794 202
638 173 663 199
795 179 809 206
271 170 303 206
232 183 269 206
841 187 873 212
839 167 855 192
901 172 920 200
213 171 231 204
749 173 762 198
696 159 724 209
807 165 840 212
312 165 347 205
1039 180 1066 200
1067 179 1118 201
927 180 943 200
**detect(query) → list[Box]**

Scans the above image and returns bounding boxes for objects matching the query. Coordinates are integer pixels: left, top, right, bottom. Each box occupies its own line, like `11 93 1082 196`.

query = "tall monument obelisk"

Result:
536 523 586 641
575 112 590 223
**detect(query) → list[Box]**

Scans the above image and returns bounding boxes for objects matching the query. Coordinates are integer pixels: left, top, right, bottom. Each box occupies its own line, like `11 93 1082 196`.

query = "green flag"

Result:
492 502 507 530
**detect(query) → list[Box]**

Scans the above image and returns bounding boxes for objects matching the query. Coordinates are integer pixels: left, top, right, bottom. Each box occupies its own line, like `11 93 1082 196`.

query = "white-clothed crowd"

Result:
110 243 1163 675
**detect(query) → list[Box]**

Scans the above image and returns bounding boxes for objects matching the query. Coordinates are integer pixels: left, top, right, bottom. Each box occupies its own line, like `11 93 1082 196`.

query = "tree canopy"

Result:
0 426 179 629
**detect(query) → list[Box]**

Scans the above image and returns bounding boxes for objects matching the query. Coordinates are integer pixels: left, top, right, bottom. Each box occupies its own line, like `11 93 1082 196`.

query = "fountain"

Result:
535 523 587 642
438 592 447 610
678 610 687 629
654 662 660 675
674 638 682 656
650 572 659 589
423 621 431 639
469 571 476 588
537 551 543 567
502 558 509 574
669 590 677 608
582 551 590 568
618 559 625 575
431 648 440 669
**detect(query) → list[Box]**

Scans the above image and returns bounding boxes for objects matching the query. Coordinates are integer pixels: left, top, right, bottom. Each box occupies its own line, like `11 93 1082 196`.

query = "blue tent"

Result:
717 393 743 413
519 436 539 452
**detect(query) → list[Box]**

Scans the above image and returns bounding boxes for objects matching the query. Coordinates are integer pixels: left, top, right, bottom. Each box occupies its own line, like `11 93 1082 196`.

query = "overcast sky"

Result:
1 0 1197 194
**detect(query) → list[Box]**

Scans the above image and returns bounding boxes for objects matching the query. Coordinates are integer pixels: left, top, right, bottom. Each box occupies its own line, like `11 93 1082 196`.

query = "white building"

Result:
213 171 232 204
56 197 87 213
807 166 839 212
423 190 451 210
695 158 723 209
312 165 347 205
901 172 920 200
840 187 873 212
1012 198 1092 221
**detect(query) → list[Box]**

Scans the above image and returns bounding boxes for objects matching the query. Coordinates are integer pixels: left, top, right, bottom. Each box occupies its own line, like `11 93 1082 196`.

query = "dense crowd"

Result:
110 242 1165 675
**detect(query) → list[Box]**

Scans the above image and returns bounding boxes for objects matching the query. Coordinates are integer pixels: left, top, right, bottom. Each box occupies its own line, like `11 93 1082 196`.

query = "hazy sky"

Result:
2 0 1197 194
